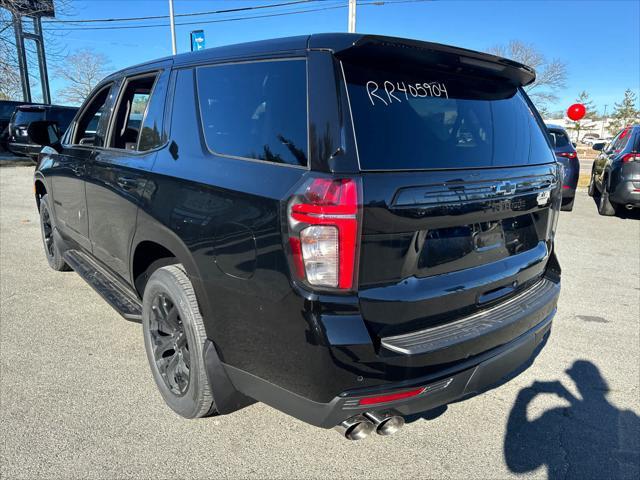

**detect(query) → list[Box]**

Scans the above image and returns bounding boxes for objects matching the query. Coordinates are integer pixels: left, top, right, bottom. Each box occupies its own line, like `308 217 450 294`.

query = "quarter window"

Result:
196 59 308 166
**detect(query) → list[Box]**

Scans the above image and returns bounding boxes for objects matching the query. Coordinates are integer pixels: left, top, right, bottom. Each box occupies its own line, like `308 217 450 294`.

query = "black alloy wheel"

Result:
38 194 70 271
149 292 191 396
41 205 55 258
142 265 217 418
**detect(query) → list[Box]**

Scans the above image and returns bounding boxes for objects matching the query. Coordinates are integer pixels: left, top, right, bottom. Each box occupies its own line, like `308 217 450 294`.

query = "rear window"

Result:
548 129 570 148
0 103 19 119
47 108 77 131
196 59 308 167
13 108 45 125
343 62 555 170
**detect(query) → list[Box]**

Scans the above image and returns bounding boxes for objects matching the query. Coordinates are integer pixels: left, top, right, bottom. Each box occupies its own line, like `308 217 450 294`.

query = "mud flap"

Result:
203 339 255 415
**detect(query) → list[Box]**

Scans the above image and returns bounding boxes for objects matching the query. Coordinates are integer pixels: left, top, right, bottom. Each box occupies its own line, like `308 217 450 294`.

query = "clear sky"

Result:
36 0 640 114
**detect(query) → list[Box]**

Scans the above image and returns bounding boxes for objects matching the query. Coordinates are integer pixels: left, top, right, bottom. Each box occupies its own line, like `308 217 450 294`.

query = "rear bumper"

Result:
222 311 554 428
7 142 38 159
218 277 560 428
561 187 575 199
610 180 640 206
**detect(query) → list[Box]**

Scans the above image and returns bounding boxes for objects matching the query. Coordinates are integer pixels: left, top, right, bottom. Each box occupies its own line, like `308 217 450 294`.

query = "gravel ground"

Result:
1 164 639 479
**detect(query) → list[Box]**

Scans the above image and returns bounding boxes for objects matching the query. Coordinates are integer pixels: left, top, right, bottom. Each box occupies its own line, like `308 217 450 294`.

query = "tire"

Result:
561 196 575 212
587 172 596 197
597 181 617 216
142 264 218 419
39 194 70 271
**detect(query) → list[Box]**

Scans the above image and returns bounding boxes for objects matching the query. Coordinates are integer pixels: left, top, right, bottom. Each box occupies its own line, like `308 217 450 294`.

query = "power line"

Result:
42 3 348 31
41 0 433 32
42 0 318 24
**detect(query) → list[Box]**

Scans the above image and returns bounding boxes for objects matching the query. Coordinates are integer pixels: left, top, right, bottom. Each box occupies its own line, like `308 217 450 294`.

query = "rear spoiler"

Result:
309 33 536 87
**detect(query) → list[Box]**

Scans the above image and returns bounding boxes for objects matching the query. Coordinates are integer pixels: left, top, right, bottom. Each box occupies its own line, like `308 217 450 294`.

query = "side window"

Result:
109 74 158 151
138 70 170 152
196 59 308 166
72 85 113 146
611 128 631 153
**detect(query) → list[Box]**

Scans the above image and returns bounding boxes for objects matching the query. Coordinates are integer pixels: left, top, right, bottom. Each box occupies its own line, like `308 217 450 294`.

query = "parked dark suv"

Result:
546 124 579 211
589 125 640 215
31 34 562 440
6 104 77 160
1 100 37 152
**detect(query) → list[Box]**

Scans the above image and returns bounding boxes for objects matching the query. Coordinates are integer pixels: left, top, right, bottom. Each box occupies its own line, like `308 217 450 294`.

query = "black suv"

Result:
6 104 77 160
589 125 640 215
31 34 562 440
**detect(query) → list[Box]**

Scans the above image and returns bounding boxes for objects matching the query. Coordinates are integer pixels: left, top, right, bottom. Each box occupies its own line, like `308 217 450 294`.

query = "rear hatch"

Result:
10 106 46 144
338 43 561 340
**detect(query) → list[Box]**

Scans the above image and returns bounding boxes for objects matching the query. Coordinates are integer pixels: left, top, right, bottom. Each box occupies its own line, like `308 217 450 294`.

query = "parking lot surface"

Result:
1 164 639 479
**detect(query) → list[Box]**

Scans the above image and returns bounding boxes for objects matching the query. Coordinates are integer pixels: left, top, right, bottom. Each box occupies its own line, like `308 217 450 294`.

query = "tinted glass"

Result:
610 128 631 153
138 70 169 152
47 108 77 132
344 62 555 170
0 103 20 119
548 129 570 148
73 85 113 146
14 109 45 125
197 59 308 166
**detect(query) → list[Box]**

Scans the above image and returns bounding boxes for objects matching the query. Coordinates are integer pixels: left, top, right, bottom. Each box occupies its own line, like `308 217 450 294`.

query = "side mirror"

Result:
572 142 577 148
592 142 605 151
27 121 62 152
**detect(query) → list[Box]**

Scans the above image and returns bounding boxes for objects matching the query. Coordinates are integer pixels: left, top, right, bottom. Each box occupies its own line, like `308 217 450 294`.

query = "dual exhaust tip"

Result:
335 411 405 440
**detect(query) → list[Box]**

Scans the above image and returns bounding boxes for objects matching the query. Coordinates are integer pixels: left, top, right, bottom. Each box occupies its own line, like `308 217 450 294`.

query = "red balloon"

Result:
567 103 586 121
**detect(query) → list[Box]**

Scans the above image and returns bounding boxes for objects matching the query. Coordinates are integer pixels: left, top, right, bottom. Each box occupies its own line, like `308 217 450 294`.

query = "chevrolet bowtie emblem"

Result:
494 181 516 195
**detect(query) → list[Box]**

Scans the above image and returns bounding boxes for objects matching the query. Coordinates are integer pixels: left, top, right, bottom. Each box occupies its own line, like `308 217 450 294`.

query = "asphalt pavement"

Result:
1 164 639 479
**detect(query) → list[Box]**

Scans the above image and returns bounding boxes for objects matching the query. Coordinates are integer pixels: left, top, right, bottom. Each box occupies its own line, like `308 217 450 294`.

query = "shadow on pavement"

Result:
504 360 640 479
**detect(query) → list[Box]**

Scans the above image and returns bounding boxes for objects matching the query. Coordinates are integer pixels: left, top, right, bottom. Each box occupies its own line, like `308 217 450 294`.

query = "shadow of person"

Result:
504 360 639 479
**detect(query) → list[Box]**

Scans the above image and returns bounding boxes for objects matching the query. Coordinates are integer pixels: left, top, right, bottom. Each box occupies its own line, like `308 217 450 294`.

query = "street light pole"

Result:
168 0 177 55
601 104 608 137
348 0 356 33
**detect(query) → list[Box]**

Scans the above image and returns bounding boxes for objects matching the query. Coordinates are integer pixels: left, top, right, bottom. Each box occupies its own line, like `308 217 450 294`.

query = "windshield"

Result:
343 62 555 170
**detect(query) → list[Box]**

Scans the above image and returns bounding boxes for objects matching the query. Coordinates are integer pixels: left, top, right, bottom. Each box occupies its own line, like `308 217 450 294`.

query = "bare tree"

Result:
1 0 74 101
54 48 111 105
486 40 567 112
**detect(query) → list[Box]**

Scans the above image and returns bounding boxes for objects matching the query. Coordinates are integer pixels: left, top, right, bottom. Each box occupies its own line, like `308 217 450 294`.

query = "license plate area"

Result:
417 214 538 276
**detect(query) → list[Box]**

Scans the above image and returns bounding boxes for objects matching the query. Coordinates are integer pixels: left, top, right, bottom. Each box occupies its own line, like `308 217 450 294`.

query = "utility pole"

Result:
168 0 177 55
601 104 608 137
10 5 53 103
348 0 356 33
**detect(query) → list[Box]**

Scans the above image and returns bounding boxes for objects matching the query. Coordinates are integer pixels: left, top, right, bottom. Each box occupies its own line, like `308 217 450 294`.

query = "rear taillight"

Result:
286 177 361 291
622 153 639 163
557 152 577 159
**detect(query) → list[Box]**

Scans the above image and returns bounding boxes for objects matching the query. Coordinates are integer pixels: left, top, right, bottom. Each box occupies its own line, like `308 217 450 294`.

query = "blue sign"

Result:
190 30 205 52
